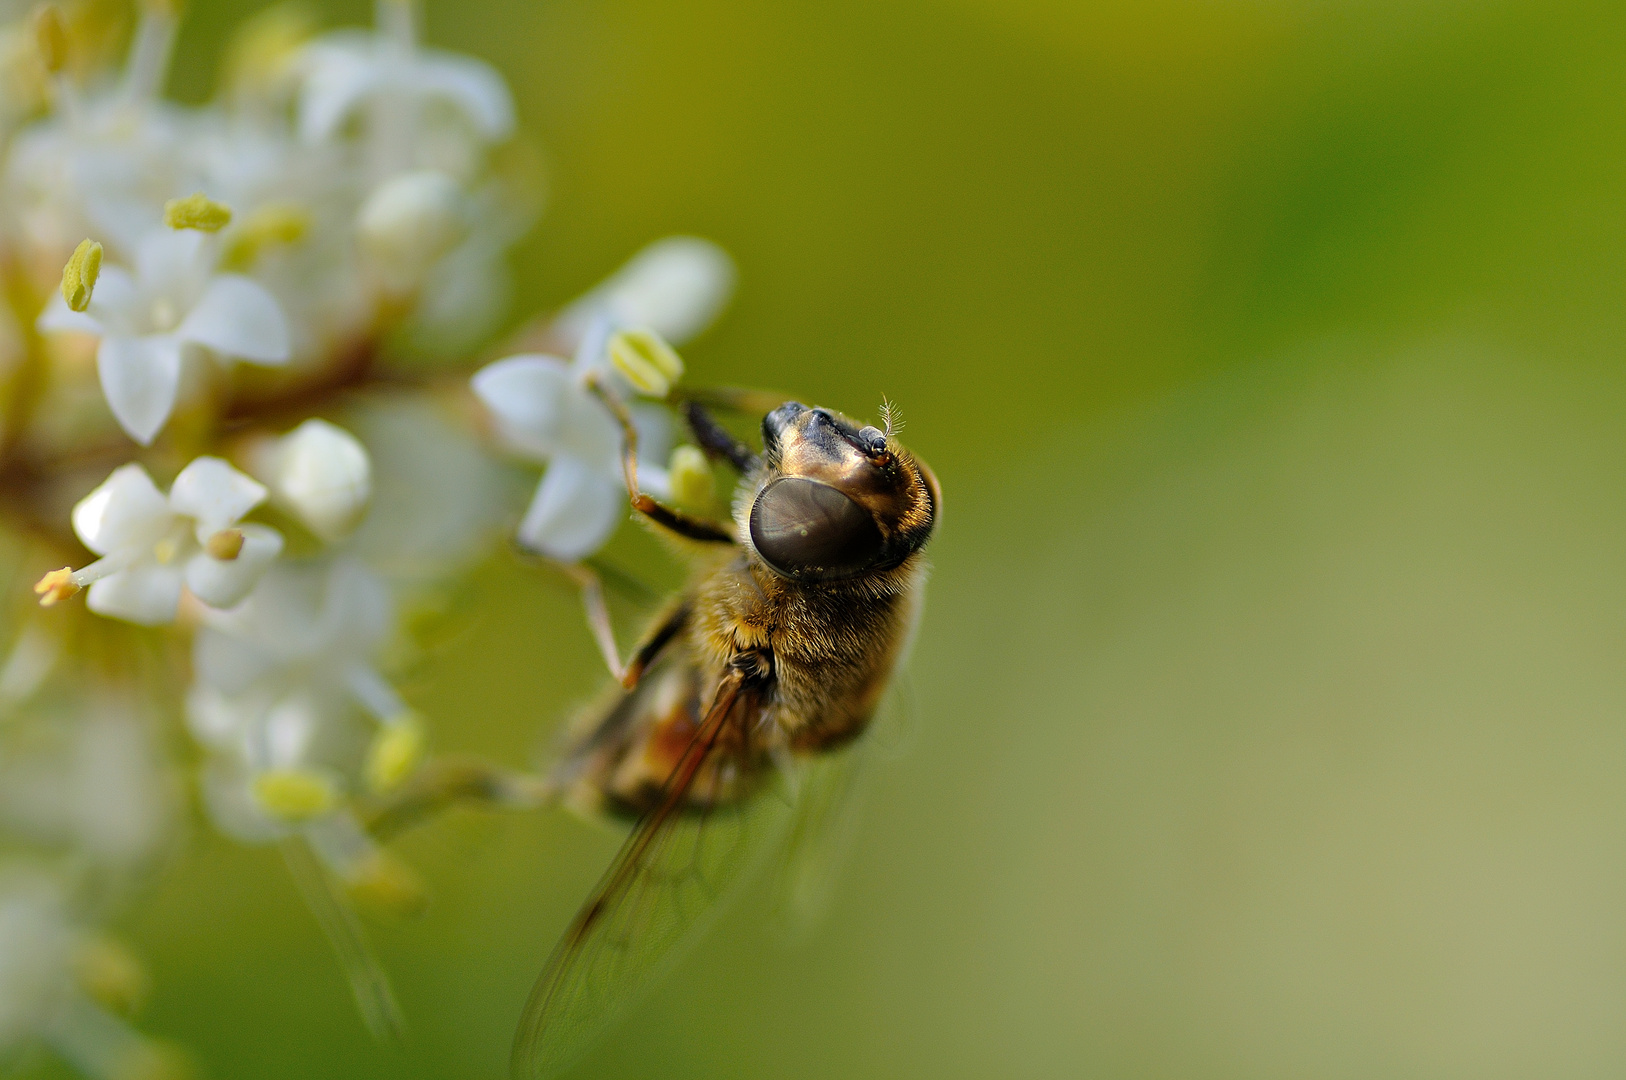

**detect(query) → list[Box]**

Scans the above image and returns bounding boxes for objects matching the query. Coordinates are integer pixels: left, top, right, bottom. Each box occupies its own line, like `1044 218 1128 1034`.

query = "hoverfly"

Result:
510 391 939 1077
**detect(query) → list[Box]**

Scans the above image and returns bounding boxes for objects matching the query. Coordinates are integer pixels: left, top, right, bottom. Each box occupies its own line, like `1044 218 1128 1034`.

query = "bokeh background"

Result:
60 0 1626 1076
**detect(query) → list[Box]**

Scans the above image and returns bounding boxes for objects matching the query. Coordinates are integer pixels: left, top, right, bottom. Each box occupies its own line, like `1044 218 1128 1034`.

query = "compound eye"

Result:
749 477 884 579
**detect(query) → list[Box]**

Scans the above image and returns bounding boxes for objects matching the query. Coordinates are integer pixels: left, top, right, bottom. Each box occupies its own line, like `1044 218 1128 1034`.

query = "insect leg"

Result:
586 377 736 544
361 757 556 841
564 562 632 684
621 600 690 689
681 401 759 473
672 384 790 416
566 562 690 689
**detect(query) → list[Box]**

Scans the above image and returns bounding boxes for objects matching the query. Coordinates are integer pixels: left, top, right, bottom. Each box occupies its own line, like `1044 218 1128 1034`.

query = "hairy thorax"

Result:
691 552 923 754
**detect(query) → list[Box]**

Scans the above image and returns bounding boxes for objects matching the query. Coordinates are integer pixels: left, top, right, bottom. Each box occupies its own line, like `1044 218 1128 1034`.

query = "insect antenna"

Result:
878 397 904 438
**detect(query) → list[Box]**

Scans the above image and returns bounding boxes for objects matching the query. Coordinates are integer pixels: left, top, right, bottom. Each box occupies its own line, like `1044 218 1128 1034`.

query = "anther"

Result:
608 327 684 397
164 192 233 232
59 239 101 312
204 528 245 560
33 567 80 606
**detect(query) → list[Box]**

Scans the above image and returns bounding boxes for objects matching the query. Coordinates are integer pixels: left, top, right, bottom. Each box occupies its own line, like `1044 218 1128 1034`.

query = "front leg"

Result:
586 377 736 545
682 401 759 473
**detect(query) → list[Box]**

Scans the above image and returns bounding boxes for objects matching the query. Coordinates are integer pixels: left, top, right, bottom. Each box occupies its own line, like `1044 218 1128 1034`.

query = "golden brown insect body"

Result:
516 400 938 1078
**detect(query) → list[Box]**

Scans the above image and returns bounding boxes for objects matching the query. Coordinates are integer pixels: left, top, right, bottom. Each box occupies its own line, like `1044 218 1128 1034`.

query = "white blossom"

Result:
295 2 514 153
41 458 283 625
37 229 291 444
472 323 676 561
250 418 373 542
190 559 420 823
355 168 468 288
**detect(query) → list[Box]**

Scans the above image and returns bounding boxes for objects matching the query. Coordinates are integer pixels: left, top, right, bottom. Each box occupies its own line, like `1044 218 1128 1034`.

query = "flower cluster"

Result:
0 0 735 1073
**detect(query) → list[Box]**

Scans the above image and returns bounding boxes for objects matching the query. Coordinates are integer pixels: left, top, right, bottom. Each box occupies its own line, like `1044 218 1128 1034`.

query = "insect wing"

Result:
767 675 914 941
511 674 792 1078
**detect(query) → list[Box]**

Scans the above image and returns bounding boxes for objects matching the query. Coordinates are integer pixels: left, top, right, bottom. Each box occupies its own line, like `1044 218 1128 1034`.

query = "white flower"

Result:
552 236 736 354
37 229 291 444
250 418 373 542
355 168 468 286
40 458 283 625
472 325 675 561
295 13 514 148
192 558 397 711
189 559 421 827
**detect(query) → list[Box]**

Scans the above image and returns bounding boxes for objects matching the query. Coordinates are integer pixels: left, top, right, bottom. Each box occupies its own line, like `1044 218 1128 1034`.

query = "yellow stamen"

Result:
221 3 316 96
364 716 425 794
204 528 245 560
34 567 80 606
222 201 311 269
251 769 337 822
608 327 684 397
59 239 102 313
163 192 232 233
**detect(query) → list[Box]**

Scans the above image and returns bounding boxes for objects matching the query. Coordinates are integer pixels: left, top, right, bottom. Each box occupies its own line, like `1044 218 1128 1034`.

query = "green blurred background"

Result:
85 0 1626 1076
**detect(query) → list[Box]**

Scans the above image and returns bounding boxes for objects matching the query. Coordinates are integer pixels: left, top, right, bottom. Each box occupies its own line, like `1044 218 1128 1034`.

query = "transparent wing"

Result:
766 744 867 943
512 673 793 1079
767 674 916 941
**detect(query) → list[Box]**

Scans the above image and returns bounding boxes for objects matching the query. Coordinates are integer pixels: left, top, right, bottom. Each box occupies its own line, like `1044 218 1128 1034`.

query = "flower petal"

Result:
417 51 516 139
471 354 574 459
85 565 184 625
36 294 102 335
185 524 284 610
296 37 378 143
169 457 267 538
135 228 209 312
72 463 172 556
556 237 735 349
36 266 140 336
515 456 624 562
177 275 291 365
97 334 183 445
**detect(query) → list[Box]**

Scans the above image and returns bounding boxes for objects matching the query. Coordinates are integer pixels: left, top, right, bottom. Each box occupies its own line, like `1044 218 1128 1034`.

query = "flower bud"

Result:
668 445 714 512
163 193 232 233
74 937 148 1016
59 239 101 312
251 768 337 822
259 419 372 542
356 170 468 277
608 327 683 397
347 852 429 917
364 716 424 794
